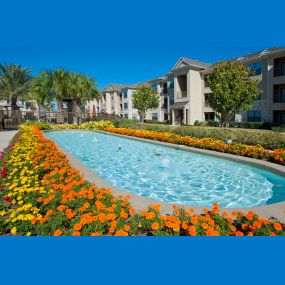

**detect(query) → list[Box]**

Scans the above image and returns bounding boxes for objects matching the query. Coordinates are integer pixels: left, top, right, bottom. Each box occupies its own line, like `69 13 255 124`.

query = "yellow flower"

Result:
11 227 17 234
26 232 31 236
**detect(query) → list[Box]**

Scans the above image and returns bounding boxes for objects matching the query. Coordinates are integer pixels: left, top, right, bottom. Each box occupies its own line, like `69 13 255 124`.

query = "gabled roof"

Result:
230 47 285 63
103 83 129 92
171 57 211 71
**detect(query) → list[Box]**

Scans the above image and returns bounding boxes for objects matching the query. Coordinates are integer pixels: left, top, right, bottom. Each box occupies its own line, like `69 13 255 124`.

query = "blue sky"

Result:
1 0 285 90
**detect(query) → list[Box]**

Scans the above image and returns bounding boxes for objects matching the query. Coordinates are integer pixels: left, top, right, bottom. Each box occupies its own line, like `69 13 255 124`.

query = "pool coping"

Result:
43 130 285 222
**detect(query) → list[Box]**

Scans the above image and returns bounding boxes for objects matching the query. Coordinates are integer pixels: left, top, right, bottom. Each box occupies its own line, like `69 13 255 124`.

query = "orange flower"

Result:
191 216 198 225
114 229 128 236
73 231 81 236
241 224 248 230
149 204 160 211
230 225 236 232
31 217 38 225
124 225 131 232
201 222 209 230
273 223 282 231
91 232 100 236
57 205 65 211
120 210 128 219
269 232 277 236
247 232 254 236
151 222 160 231
188 226 196 236
46 209 54 217
235 231 244 236
37 197 43 203
53 229 63 236
181 221 189 230
74 224 82 231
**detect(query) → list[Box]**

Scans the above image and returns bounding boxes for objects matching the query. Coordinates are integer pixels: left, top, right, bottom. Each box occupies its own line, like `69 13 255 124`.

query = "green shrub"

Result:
22 121 52 130
80 120 114 130
120 123 285 149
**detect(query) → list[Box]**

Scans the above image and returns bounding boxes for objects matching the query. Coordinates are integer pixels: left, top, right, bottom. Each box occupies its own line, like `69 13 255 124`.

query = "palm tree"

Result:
28 71 55 120
67 73 100 124
0 63 33 111
50 68 70 123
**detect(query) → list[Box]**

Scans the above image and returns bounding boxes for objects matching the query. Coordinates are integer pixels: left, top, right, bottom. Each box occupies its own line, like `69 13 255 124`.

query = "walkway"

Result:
0 130 18 152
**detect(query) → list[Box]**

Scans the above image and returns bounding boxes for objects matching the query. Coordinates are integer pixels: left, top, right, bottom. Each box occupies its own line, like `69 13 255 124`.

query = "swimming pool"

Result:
45 131 285 208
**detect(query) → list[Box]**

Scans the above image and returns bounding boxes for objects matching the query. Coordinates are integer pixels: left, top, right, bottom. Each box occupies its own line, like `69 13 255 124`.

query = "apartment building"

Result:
201 47 285 124
87 47 285 125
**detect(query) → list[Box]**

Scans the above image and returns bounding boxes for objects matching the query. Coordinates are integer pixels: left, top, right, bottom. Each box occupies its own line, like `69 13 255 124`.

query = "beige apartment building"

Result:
86 47 285 125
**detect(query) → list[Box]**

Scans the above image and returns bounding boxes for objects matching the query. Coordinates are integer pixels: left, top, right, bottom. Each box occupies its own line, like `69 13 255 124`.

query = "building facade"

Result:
87 47 285 124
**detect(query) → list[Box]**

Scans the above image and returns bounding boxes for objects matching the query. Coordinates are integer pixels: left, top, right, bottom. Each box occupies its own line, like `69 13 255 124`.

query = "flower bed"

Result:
1 125 284 236
102 127 285 165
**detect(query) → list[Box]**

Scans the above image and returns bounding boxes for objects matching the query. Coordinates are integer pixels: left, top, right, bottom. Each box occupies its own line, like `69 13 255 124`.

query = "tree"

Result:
28 71 55 119
67 73 100 124
50 68 70 123
207 61 259 127
133 84 159 122
0 63 33 110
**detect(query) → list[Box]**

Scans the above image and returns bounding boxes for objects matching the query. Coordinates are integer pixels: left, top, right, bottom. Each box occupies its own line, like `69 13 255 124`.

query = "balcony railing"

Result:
176 91 187 98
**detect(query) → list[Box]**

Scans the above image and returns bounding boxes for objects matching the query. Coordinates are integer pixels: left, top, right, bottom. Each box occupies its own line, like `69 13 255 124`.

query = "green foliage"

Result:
133 85 159 122
28 71 55 109
80 120 114 130
207 61 260 127
117 122 285 149
0 63 33 109
21 121 52 130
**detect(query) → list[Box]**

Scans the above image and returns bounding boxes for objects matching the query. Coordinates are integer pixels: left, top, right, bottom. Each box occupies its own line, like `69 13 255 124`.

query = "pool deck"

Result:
45 130 285 222
0 130 18 152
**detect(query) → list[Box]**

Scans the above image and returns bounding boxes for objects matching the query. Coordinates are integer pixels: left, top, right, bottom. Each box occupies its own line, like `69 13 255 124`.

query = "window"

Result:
274 85 285 103
164 113 168 121
170 99 174 105
204 112 215 121
163 83 167 94
169 78 174 88
163 97 168 108
204 94 210 106
278 88 285 103
282 62 285 76
248 62 262 76
255 85 263 100
124 103 128 109
247 110 261 122
152 113 158 121
124 114 128 119
123 91 128 98
204 75 209 88
151 83 157 91
132 113 137 120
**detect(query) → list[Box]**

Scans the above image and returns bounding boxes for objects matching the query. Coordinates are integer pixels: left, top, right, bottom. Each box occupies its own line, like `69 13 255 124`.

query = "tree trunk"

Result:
138 110 146 123
11 97 18 110
57 97 64 124
74 99 82 125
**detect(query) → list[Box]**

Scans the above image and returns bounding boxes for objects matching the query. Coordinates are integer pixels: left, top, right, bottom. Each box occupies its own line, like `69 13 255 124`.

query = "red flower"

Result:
2 197 12 204
1 167 7 178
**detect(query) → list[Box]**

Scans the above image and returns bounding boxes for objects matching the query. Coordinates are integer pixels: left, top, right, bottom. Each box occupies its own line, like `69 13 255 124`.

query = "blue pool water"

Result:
45 131 285 208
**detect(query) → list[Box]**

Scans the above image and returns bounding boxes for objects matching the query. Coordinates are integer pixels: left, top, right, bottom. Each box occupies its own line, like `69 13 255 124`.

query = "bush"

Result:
80 120 114 130
22 121 52 130
116 123 285 149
